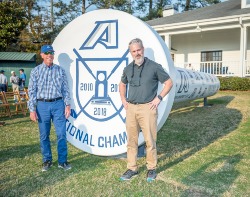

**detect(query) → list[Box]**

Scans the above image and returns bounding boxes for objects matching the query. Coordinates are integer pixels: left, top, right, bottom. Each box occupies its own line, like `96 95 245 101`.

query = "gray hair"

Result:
128 38 144 48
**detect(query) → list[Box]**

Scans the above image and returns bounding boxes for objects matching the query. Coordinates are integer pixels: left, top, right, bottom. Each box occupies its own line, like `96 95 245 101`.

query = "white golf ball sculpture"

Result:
53 9 220 156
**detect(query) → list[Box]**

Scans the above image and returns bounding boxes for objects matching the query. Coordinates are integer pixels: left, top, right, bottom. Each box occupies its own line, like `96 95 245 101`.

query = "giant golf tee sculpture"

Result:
53 10 220 156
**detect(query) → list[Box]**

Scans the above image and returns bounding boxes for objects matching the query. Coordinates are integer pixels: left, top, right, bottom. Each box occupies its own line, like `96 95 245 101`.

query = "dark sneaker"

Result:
58 162 71 170
42 160 52 172
147 169 157 182
120 169 138 181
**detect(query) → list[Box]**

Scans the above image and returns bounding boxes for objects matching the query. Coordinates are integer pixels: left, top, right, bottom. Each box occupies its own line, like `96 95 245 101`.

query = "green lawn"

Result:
0 91 249 196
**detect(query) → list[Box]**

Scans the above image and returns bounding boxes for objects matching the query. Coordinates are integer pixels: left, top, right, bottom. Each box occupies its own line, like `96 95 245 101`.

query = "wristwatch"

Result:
157 95 163 101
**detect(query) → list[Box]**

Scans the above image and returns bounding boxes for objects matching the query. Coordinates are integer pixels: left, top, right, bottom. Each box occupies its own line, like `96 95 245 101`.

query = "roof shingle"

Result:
0 52 36 61
146 0 250 26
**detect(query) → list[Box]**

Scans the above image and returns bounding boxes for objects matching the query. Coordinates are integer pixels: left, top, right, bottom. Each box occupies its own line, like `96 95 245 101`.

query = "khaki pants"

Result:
12 84 19 100
126 103 158 171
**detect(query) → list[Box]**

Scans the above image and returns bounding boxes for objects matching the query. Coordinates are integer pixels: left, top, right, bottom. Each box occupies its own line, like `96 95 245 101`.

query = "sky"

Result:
42 0 228 18
84 0 228 15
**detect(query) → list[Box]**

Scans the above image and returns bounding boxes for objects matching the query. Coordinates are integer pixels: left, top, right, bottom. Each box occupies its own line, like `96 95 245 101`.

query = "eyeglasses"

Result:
44 51 54 55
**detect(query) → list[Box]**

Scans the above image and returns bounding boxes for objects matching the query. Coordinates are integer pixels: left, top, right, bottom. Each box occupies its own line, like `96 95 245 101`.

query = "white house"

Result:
147 0 250 77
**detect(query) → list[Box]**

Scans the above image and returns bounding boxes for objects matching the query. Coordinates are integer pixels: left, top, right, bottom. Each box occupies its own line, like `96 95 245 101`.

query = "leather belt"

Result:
37 97 62 102
128 101 146 105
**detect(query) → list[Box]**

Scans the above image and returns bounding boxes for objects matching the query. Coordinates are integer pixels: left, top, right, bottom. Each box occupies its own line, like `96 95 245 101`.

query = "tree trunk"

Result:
148 0 153 20
82 0 86 14
184 0 191 11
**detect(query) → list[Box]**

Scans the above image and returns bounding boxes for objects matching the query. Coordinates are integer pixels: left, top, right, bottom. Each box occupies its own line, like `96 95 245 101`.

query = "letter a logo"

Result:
80 20 118 50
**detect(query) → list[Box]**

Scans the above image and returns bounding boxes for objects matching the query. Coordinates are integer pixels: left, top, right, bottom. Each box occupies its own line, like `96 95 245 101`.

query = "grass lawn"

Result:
0 91 249 196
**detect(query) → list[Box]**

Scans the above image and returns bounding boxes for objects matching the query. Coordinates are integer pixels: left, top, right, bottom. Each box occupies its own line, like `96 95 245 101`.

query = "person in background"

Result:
19 68 26 90
188 63 194 70
0 70 8 92
28 44 72 172
19 69 26 100
10 71 20 102
119 38 173 182
0 72 7 125
0 121 6 126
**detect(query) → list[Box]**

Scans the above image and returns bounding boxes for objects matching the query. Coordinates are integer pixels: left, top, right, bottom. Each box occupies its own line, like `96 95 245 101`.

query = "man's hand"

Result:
149 78 173 110
149 97 161 110
119 81 128 110
122 99 128 110
65 105 71 119
30 111 38 122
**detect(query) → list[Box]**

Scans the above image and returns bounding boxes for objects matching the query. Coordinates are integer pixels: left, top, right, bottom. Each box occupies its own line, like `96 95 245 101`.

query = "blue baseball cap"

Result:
41 45 55 53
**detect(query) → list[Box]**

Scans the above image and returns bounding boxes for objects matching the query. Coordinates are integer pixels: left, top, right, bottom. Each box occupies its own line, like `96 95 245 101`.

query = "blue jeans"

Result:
36 99 68 164
0 84 7 92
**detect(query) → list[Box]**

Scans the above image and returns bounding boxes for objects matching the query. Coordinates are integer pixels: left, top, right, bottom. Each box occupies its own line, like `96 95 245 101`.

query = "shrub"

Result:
219 77 250 91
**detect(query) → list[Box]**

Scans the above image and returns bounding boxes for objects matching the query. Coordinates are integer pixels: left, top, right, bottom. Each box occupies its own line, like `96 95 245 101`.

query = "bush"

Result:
219 77 250 91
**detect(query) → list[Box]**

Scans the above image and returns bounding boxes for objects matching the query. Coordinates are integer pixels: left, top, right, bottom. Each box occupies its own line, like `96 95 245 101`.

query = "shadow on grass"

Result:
0 114 30 125
156 95 242 194
6 118 31 125
0 141 83 165
1 149 105 196
158 95 240 161
0 144 40 164
180 154 242 196
0 115 106 196
0 115 39 164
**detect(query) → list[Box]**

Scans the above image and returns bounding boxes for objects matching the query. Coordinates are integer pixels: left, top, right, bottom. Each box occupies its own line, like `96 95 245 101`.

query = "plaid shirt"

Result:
28 63 71 112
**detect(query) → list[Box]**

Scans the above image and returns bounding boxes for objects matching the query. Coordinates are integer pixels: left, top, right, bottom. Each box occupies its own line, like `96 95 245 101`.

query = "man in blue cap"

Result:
28 44 72 172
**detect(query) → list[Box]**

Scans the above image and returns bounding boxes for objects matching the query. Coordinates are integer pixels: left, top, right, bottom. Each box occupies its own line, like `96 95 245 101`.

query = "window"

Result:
200 51 224 74
242 0 250 8
201 51 222 62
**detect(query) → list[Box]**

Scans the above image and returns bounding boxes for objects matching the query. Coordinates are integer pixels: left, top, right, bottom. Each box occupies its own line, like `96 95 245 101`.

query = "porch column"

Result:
164 34 171 51
240 23 247 77
245 26 249 76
